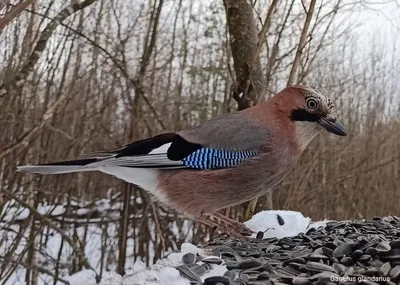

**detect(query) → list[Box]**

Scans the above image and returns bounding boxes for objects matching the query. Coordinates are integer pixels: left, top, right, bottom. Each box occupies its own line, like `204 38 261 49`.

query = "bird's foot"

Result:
197 212 254 239
211 212 254 236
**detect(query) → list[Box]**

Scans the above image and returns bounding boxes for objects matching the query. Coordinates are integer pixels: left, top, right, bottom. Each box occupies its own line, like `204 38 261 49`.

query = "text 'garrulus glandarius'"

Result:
18 85 347 236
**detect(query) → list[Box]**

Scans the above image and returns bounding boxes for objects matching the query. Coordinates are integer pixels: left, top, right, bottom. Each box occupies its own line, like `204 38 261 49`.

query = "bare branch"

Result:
0 94 68 160
3 189 99 280
0 257 70 285
287 0 317 86
0 0 98 98
0 0 33 32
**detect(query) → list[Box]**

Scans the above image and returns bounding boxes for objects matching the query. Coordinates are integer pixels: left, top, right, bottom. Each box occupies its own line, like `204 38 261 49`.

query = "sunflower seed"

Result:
277 214 285 226
256 231 264 240
292 277 311 285
365 247 377 256
176 265 201 282
305 261 335 273
203 276 230 285
351 250 364 260
322 247 334 258
332 263 346 275
190 267 206 277
224 261 239 270
309 271 340 282
202 256 223 265
364 267 380 277
359 254 372 264
239 258 264 269
376 241 391 253
333 243 354 258
340 256 354 266
389 265 400 281
257 272 269 280
390 240 400 249
223 270 238 281
182 253 196 265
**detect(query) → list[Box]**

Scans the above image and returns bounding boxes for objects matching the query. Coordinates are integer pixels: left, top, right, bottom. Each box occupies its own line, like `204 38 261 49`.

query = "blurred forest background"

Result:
0 0 400 284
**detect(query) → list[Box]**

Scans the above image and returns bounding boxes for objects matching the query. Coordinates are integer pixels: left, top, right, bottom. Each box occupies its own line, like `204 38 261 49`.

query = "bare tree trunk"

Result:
287 0 317 86
223 0 265 110
224 0 278 220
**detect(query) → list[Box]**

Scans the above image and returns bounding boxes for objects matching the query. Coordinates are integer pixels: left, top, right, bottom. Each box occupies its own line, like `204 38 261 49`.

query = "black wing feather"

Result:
113 133 202 160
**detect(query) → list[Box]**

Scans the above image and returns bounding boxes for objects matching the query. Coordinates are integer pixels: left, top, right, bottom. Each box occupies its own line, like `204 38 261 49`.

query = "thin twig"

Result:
287 0 317 86
2 189 99 280
0 0 33 31
0 257 70 285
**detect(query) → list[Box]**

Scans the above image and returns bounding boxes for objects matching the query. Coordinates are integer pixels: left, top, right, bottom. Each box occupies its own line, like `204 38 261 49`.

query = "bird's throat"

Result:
294 121 321 151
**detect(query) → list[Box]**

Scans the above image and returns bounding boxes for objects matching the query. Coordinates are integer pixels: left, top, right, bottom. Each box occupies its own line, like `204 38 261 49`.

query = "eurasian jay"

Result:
18 85 347 236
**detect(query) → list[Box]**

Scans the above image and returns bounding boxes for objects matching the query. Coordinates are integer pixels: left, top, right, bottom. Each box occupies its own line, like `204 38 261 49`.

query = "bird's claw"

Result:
197 212 255 239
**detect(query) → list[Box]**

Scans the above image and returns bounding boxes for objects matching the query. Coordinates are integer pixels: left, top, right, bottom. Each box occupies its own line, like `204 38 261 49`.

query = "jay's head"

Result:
274 85 347 148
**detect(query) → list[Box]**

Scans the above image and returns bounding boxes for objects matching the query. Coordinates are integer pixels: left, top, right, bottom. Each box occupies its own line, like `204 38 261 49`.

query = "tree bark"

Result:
287 0 317 86
224 0 279 220
224 0 265 110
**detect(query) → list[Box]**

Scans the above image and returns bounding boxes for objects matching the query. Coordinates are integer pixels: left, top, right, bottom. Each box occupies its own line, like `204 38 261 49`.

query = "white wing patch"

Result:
149 142 172 154
86 142 184 168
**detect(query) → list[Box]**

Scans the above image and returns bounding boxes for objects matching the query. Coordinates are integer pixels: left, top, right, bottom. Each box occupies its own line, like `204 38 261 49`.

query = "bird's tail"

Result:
17 158 100 175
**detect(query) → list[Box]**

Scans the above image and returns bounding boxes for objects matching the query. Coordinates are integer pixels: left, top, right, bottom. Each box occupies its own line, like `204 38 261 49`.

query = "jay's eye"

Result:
306 97 318 109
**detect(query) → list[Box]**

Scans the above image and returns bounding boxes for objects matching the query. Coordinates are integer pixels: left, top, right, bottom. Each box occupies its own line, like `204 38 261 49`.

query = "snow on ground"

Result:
66 242 228 285
122 243 197 285
67 270 98 285
1 207 329 285
65 210 328 285
1 197 124 223
0 198 192 285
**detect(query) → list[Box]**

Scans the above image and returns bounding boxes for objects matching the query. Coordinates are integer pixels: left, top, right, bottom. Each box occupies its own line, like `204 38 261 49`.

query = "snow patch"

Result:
201 263 227 282
2 207 329 285
180 242 198 255
67 270 97 285
99 272 123 285
159 267 189 285
245 210 312 238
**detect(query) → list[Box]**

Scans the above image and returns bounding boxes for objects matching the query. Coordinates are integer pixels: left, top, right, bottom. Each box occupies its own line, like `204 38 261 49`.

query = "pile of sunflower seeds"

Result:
177 216 400 285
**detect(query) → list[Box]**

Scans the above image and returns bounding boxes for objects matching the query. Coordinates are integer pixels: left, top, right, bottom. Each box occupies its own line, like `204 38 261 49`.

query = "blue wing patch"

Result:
182 148 258 169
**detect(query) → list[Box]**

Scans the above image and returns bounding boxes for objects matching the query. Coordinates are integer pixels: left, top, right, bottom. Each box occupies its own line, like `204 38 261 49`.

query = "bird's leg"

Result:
209 212 254 236
196 213 254 238
196 215 245 239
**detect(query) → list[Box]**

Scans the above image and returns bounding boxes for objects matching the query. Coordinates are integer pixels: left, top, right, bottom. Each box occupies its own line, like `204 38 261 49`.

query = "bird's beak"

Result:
318 117 347 136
